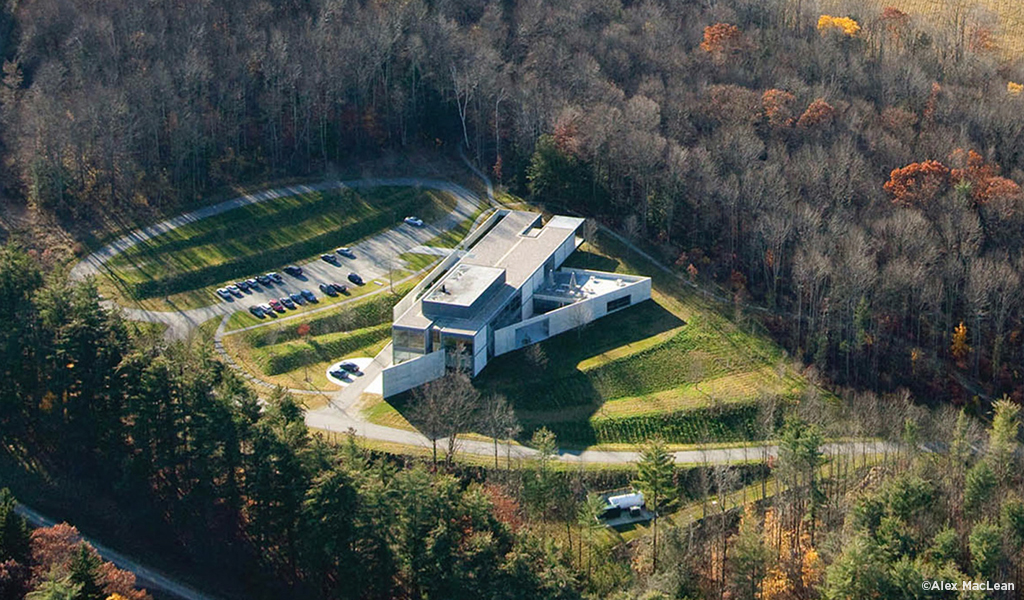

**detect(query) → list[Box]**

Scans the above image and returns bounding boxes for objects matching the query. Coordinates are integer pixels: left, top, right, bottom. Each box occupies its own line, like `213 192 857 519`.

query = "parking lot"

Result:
212 218 451 317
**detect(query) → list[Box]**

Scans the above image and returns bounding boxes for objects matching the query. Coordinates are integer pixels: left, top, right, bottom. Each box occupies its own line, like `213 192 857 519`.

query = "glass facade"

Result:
393 326 427 353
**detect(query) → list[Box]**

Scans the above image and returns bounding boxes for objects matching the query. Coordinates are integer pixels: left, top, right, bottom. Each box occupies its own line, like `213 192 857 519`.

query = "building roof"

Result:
393 210 581 333
607 492 645 509
423 264 505 309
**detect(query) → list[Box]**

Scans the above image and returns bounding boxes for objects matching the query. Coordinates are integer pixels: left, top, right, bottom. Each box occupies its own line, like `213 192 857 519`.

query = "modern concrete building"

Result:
380 209 651 397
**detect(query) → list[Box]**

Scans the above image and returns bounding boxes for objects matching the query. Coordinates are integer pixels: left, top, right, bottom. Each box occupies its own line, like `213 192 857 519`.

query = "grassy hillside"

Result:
102 186 452 309
221 285 412 392
371 228 811 447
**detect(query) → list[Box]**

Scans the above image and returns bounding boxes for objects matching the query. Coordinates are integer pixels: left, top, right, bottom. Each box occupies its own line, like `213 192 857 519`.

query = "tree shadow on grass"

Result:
393 299 689 447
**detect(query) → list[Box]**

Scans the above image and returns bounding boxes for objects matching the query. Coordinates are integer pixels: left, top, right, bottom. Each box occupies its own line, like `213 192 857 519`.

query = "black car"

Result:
248 305 264 317
280 296 296 309
331 283 348 294
256 274 272 285
289 292 305 305
321 254 339 264
339 361 360 373
269 272 283 283
236 281 250 291
283 265 303 277
347 272 363 285
319 283 338 297
329 369 351 380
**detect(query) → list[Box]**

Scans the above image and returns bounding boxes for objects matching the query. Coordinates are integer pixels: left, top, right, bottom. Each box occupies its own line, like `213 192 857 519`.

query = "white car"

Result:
226 284 243 297
216 288 232 300
403 216 424 227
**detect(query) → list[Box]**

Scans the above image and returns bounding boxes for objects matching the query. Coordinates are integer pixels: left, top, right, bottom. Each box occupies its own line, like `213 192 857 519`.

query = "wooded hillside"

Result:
3 0 1024 400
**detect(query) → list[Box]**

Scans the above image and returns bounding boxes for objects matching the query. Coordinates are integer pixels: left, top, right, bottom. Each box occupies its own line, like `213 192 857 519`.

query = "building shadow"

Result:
393 299 687 446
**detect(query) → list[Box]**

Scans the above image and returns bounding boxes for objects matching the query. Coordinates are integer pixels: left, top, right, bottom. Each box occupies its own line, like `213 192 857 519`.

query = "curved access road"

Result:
74 167 897 467
71 178 484 339
15 502 220 600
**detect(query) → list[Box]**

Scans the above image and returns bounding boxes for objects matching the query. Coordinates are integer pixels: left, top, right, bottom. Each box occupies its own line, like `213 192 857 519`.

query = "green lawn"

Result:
372 229 809 447
221 286 408 392
103 186 454 306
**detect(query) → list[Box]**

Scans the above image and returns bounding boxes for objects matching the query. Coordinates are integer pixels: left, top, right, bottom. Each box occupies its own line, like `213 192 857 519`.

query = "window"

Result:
607 295 631 312
393 327 427 353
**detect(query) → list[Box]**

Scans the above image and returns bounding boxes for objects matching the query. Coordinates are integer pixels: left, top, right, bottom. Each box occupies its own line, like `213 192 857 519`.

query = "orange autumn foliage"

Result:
762 89 797 128
700 23 745 56
948 148 1001 202
796 98 835 128
983 177 1024 203
760 508 821 600
884 160 950 206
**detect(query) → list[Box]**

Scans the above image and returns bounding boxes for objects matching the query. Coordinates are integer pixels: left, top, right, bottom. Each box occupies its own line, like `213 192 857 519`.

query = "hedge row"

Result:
131 191 430 298
259 323 391 375
245 292 401 348
530 403 769 446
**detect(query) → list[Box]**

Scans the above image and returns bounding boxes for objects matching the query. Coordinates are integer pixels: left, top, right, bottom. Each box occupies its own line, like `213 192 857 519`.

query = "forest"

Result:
1 242 1023 599
3 0 1024 401
2 0 1024 598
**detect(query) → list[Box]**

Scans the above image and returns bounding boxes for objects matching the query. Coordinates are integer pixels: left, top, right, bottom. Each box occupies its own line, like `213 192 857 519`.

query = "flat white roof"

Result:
393 210 582 332
607 492 645 509
423 264 504 308
546 215 586 230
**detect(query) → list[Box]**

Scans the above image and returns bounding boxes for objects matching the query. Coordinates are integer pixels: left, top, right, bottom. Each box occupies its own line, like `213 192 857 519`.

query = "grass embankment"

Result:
369 229 808 447
221 286 411 392
101 186 453 310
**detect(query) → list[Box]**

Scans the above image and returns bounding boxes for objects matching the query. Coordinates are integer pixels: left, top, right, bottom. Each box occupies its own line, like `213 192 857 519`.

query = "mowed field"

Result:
101 186 453 310
370 229 810 448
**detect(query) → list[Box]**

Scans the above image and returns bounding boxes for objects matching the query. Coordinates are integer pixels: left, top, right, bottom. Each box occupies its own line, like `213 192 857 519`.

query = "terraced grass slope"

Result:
106 187 451 299
469 232 808 446
221 286 411 392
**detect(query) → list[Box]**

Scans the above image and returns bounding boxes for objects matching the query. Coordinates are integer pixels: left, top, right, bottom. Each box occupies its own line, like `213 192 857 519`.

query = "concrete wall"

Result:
521 267 546 321
381 349 446 397
472 327 489 376
493 275 652 356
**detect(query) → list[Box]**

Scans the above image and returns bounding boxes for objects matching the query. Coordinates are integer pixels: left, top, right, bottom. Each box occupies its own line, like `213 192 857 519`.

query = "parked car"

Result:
319 283 337 297
331 283 348 294
339 361 360 373
246 278 259 288
216 288 232 300
268 299 285 313
404 216 424 227
289 292 305 305
300 289 317 303
256 274 272 285
226 285 243 297
236 281 250 291
321 253 339 264
329 369 351 380
269 272 283 283
248 305 264 317
347 272 364 285
336 247 355 259
283 265 303 276
280 296 297 309
259 303 275 315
